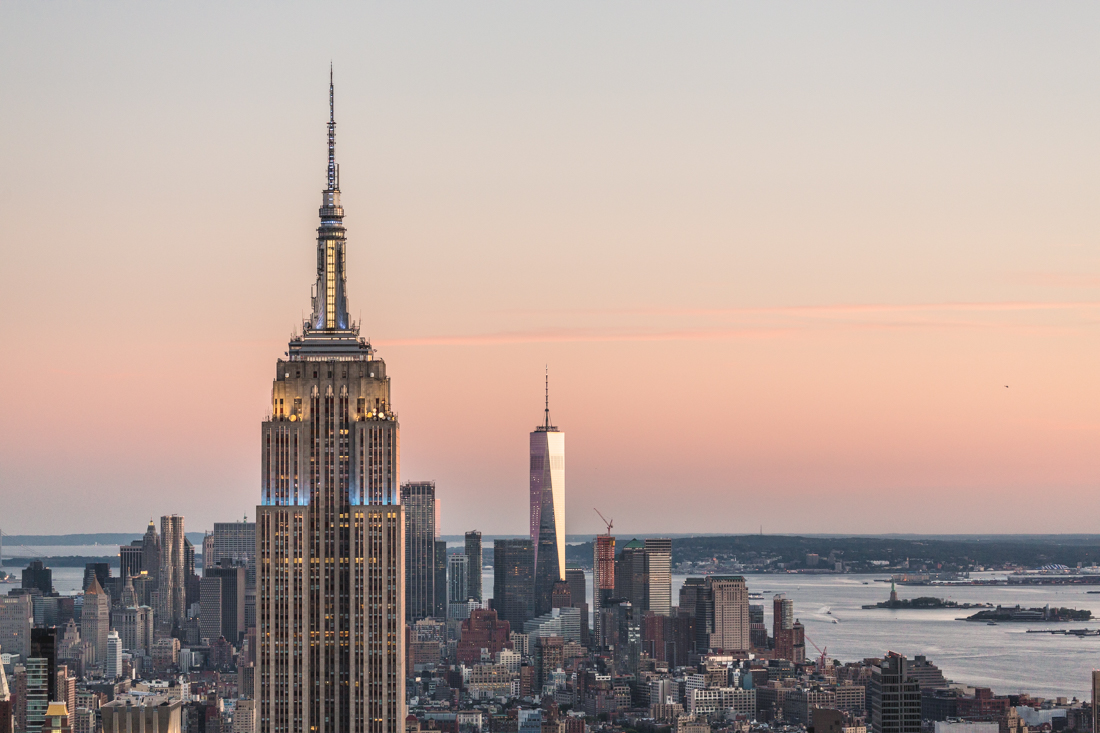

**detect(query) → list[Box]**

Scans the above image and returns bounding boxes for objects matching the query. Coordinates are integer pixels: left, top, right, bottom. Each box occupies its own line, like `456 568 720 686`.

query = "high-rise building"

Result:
21 561 52 596
678 577 708 653
56 666 76 724
448 554 469 606
492 539 534 629
530 379 565 618
183 536 199 610
26 628 56 733
433 540 448 619
0 662 11 733
204 563 247 644
80 576 110 664
401 481 439 623
773 594 793 634
159 515 186 630
592 535 615 648
209 521 256 572
119 542 143 580
563 568 588 645
615 539 649 613
115 606 153 657
82 564 110 595
772 594 804 662
870 652 922 733
256 73 405 733
465 531 483 603
141 521 160 586
706 576 749 653
644 539 672 617
104 631 123 680
199 576 224 644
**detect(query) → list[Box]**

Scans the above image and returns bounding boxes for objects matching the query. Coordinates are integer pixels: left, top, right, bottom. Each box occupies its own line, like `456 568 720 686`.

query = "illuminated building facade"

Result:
256 72 405 733
530 380 565 617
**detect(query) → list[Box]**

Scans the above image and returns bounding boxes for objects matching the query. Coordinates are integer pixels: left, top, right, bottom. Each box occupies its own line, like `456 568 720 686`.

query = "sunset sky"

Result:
3 3 1100 535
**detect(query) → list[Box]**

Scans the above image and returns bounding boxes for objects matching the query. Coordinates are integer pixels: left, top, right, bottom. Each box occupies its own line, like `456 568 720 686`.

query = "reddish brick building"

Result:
456 609 512 666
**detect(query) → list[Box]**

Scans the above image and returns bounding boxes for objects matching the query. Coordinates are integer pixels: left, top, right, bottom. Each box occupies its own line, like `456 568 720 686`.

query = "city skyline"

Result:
5 4 1100 535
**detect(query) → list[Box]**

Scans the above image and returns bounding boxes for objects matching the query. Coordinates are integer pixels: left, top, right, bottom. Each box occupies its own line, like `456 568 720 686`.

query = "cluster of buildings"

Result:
3 75 1100 733
0 516 257 733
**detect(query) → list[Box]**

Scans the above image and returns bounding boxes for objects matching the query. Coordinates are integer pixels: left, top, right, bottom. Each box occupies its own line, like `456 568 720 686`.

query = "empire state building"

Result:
256 74 405 733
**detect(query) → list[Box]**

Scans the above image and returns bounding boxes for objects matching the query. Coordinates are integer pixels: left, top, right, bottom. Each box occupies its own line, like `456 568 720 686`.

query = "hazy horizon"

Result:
3 3 1100 535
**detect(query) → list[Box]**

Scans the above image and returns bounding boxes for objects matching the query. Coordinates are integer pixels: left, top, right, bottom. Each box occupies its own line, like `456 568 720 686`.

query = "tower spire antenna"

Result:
544 365 550 429
327 64 337 191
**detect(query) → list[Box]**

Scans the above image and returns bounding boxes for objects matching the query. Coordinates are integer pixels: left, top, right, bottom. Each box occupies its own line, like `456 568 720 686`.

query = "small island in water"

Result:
862 581 992 610
964 605 1092 622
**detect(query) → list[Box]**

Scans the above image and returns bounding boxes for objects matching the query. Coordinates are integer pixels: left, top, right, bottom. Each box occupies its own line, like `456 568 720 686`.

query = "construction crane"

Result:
594 508 613 535
805 634 828 670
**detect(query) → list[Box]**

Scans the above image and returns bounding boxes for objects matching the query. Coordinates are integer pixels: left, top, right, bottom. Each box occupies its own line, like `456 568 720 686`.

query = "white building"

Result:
105 631 123 680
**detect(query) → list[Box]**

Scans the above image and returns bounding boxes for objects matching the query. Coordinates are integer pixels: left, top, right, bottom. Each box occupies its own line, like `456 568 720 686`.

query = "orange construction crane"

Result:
805 634 828 669
594 508 613 535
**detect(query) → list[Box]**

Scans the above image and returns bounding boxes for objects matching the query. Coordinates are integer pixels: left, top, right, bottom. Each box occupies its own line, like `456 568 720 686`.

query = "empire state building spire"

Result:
311 66 349 332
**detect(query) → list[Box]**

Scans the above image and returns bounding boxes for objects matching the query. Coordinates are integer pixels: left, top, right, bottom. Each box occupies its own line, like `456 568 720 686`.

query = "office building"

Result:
105 631 123 680
141 521 161 585
401 481 438 623
115 606 153 656
81 576 110 664
199 577 223 644
870 652 922 733
592 535 615 648
530 380 565 617
120 542 144 580
448 554 469 606
209 521 256 573
492 539 534 628
706 576 749 653
0 595 32 659
159 515 186 630
256 74 404 733
21 561 52 596
563 568 588 644
644 538 672 617
564 569 585 611
465 531 483 602
433 540 448 619
615 539 649 613
82 564 110 595
205 563 247 643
